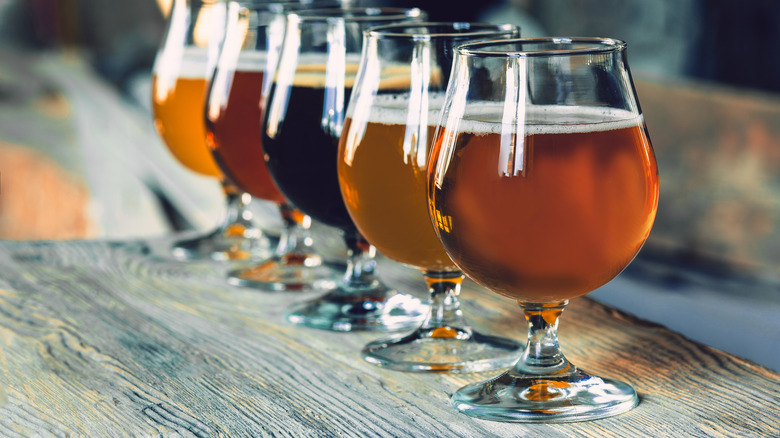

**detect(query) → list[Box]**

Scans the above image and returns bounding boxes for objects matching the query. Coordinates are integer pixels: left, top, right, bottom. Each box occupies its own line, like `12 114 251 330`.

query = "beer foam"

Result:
281 56 437 89
357 92 448 124
349 96 643 134
369 64 444 90
452 105 644 136
155 46 213 78
234 51 268 71
288 63 360 88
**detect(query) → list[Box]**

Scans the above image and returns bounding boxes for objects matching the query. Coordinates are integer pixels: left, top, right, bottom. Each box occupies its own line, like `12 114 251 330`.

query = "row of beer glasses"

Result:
260 6 431 331
151 0 658 423
337 22 523 372
152 0 269 262
206 0 342 292
154 0 341 287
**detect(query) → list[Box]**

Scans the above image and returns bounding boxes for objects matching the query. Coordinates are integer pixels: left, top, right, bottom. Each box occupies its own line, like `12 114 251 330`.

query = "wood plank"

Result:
0 239 777 437
635 78 780 282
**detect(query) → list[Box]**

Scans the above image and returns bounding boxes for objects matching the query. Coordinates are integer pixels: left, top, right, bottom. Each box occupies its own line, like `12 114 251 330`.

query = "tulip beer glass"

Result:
338 23 523 372
152 0 266 261
262 7 427 330
428 38 658 421
205 0 342 290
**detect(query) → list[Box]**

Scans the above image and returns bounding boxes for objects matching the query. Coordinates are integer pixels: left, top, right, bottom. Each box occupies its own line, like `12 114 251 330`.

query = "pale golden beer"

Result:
339 112 455 271
152 47 221 178
152 75 221 178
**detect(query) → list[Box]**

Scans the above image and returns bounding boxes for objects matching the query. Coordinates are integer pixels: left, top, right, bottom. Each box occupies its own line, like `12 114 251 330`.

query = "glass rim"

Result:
366 22 519 40
242 1 344 13
289 7 424 22
456 37 627 57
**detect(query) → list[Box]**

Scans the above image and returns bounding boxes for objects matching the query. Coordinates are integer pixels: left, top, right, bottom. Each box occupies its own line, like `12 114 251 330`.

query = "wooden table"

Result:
0 238 777 437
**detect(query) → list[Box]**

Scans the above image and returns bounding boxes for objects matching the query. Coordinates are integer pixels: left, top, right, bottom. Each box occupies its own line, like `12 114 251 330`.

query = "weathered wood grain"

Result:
0 239 777 437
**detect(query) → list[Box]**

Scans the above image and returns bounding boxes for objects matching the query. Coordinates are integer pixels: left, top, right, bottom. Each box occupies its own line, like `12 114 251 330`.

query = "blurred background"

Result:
0 0 778 370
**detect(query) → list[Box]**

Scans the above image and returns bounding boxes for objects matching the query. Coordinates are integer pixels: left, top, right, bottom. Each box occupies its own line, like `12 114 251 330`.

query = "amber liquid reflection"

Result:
430 111 659 302
339 119 455 271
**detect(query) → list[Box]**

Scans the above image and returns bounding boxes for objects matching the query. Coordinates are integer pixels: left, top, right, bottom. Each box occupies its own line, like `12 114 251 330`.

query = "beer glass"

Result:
262 7 427 331
152 0 267 261
337 23 523 372
429 38 659 421
205 1 343 291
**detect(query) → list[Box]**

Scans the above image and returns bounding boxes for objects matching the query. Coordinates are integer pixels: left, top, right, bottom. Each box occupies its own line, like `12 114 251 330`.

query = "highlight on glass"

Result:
261 7 429 331
337 22 524 372
428 38 659 421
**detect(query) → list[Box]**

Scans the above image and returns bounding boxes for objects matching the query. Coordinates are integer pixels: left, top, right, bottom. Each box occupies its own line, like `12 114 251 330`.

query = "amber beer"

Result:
338 105 456 271
429 108 659 302
152 49 221 178
205 57 286 204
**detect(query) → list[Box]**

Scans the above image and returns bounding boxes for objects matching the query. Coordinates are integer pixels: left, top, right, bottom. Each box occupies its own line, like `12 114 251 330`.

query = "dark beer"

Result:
262 71 356 231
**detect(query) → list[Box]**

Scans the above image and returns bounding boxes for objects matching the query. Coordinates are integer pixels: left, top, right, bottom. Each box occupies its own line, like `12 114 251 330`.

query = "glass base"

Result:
285 286 426 332
171 226 273 262
451 367 639 422
362 328 521 373
227 254 338 292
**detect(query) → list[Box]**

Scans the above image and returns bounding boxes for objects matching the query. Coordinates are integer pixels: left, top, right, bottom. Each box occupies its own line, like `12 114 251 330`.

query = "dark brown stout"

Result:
262 71 355 231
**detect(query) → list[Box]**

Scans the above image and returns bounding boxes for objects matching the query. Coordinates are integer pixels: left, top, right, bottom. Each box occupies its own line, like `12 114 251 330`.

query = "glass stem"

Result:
419 271 471 335
341 230 380 291
275 204 314 258
219 180 253 233
514 301 573 376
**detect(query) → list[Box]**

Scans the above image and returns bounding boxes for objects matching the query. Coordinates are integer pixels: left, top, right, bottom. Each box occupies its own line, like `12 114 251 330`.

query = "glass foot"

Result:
172 226 273 262
362 328 521 373
227 254 338 292
286 286 427 332
451 367 639 422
